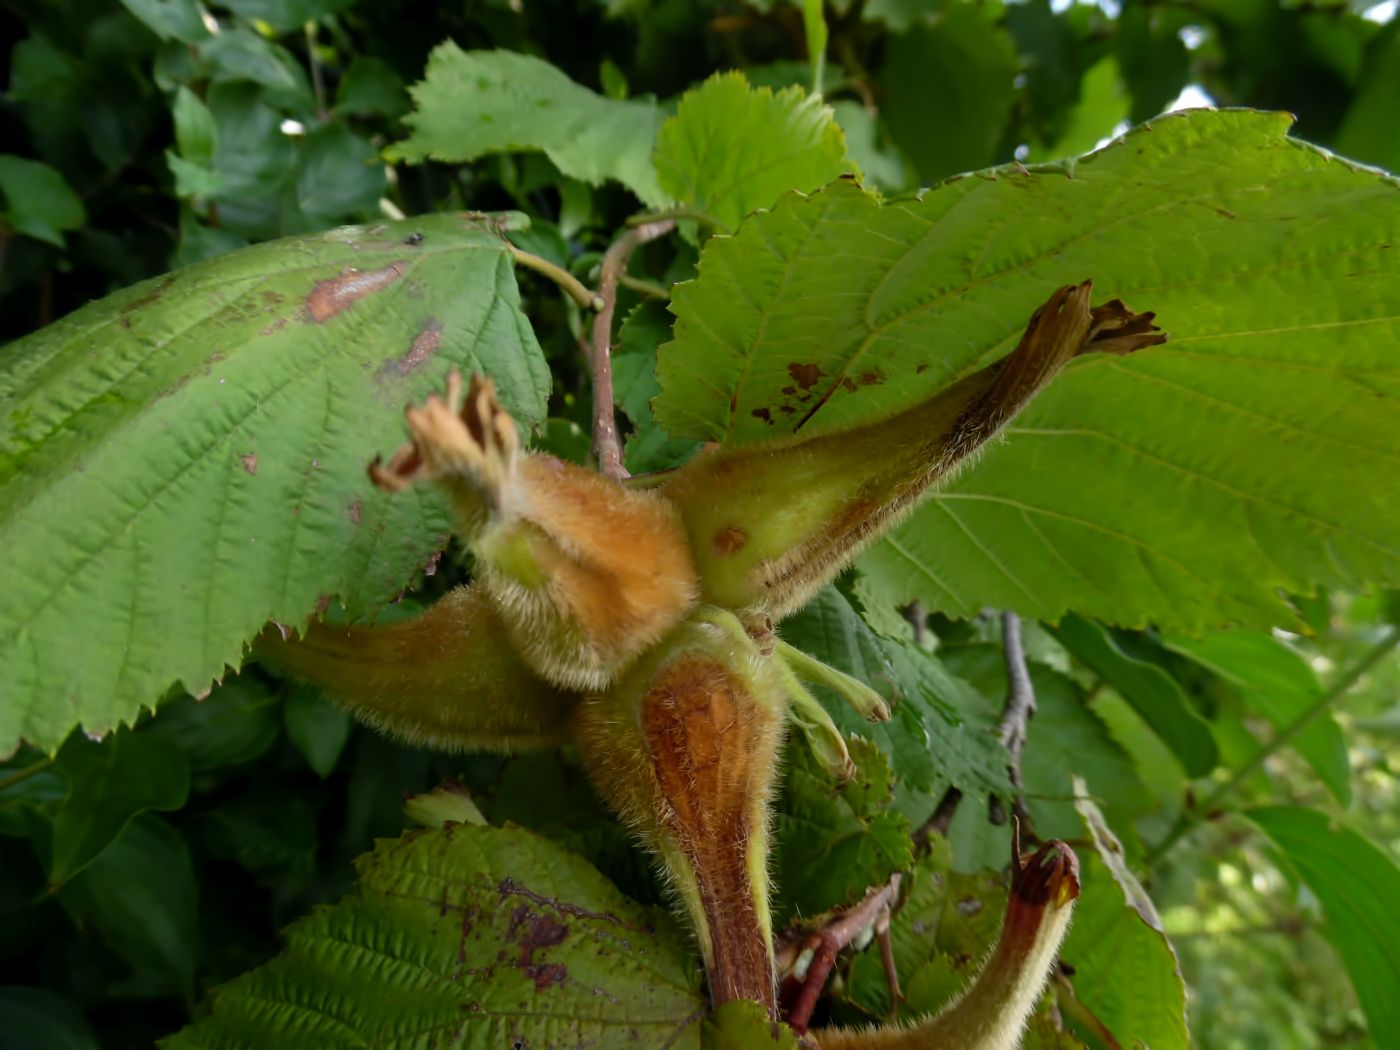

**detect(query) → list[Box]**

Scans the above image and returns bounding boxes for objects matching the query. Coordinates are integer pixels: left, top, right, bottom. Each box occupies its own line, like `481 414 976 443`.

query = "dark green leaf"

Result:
49 731 189 886
1052 615 1218 777
118 0 209 44
59 814 199 995
282 685 352 778
144 678 282 772
1248 805 1400 1042
164 824 704 1048
217 0 353 33
1167 632 1350 803
0 212 548 755
171 86 216 165
0 156 86 248
294 124 386 224
334 56 408 118
0 986 100 1050
938 644 1153 848
774 738 912 921
879 4 1018 182
777 588 1010 809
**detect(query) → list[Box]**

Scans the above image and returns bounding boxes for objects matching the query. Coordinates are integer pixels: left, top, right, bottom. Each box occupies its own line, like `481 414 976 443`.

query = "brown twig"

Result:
992 610 1038 837
590 218 676 479
913 785 963 849
778 874 903 1035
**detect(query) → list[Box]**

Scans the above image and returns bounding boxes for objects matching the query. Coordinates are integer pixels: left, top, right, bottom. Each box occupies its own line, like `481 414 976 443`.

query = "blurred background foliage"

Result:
2 0 1399 1047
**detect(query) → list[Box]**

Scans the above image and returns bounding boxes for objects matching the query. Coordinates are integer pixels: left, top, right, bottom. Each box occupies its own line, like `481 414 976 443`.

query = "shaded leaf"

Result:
145 677 282 772
1248 805 1400 1043
1167 632 1350 803
0 212 549 754
659 110 1400 631
777 588 1010 811
774 738 912 921
164 824 704 1048
118 0 209 43
879 4 1018 182
1063 782 1188 1050
49 730 189 886
0 986 100 1050
282 684 353 778
60 814 199 996
391 45 666 207
1051 614 1217 777
0 156 86 247
653 72 851 232
938 644 1152 853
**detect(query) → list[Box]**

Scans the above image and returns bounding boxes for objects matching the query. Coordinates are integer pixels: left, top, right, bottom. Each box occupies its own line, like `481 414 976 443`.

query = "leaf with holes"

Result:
163 823 705 1048
658 109 1400 631
0 212 549 754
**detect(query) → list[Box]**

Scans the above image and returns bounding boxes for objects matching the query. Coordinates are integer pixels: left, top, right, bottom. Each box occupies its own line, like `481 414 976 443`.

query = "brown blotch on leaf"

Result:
315 594 334 615
711 525 749 556
305 261 409 323
840 377 857 392
751 407 773 424
507 908 570 991
787 362 824 391
915 362 929 374
240 453 258 475
855 368 885 387
347 499 362 526
382 318 443 377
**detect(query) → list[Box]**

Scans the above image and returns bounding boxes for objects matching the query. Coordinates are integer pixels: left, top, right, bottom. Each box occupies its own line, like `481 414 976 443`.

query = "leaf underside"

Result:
658 109 1400 631
0 212 550 754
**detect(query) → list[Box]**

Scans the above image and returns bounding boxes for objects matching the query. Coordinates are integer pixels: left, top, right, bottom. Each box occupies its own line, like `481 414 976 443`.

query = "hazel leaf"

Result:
0 212 550 755
163 824 705 1048
659 109 1400 631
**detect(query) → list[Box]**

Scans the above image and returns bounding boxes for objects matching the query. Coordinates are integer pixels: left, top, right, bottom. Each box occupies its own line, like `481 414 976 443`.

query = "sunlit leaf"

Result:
660 110 1400 631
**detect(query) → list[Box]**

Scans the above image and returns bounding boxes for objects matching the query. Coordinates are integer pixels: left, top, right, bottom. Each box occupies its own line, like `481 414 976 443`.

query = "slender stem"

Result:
780 874 902 1034
590 218 676 479
304 22 327 119
505 242 602 311
626 207 722 231
618 273 671 300
0 758 53 794
1147 628 1400 865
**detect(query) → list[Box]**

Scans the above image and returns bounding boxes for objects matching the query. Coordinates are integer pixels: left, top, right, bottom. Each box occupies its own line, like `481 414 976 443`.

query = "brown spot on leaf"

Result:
124 275 177 313
781 386 797 396
840 377 857 392
506 908 570 991
751 407 773 424
315 594 333 616
915 363 929 374
381 318 442 377
787 362 824 390
306 261 409 322
711 525 749 556
856 368 886 387
347 499 362 526
240 453 258 475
